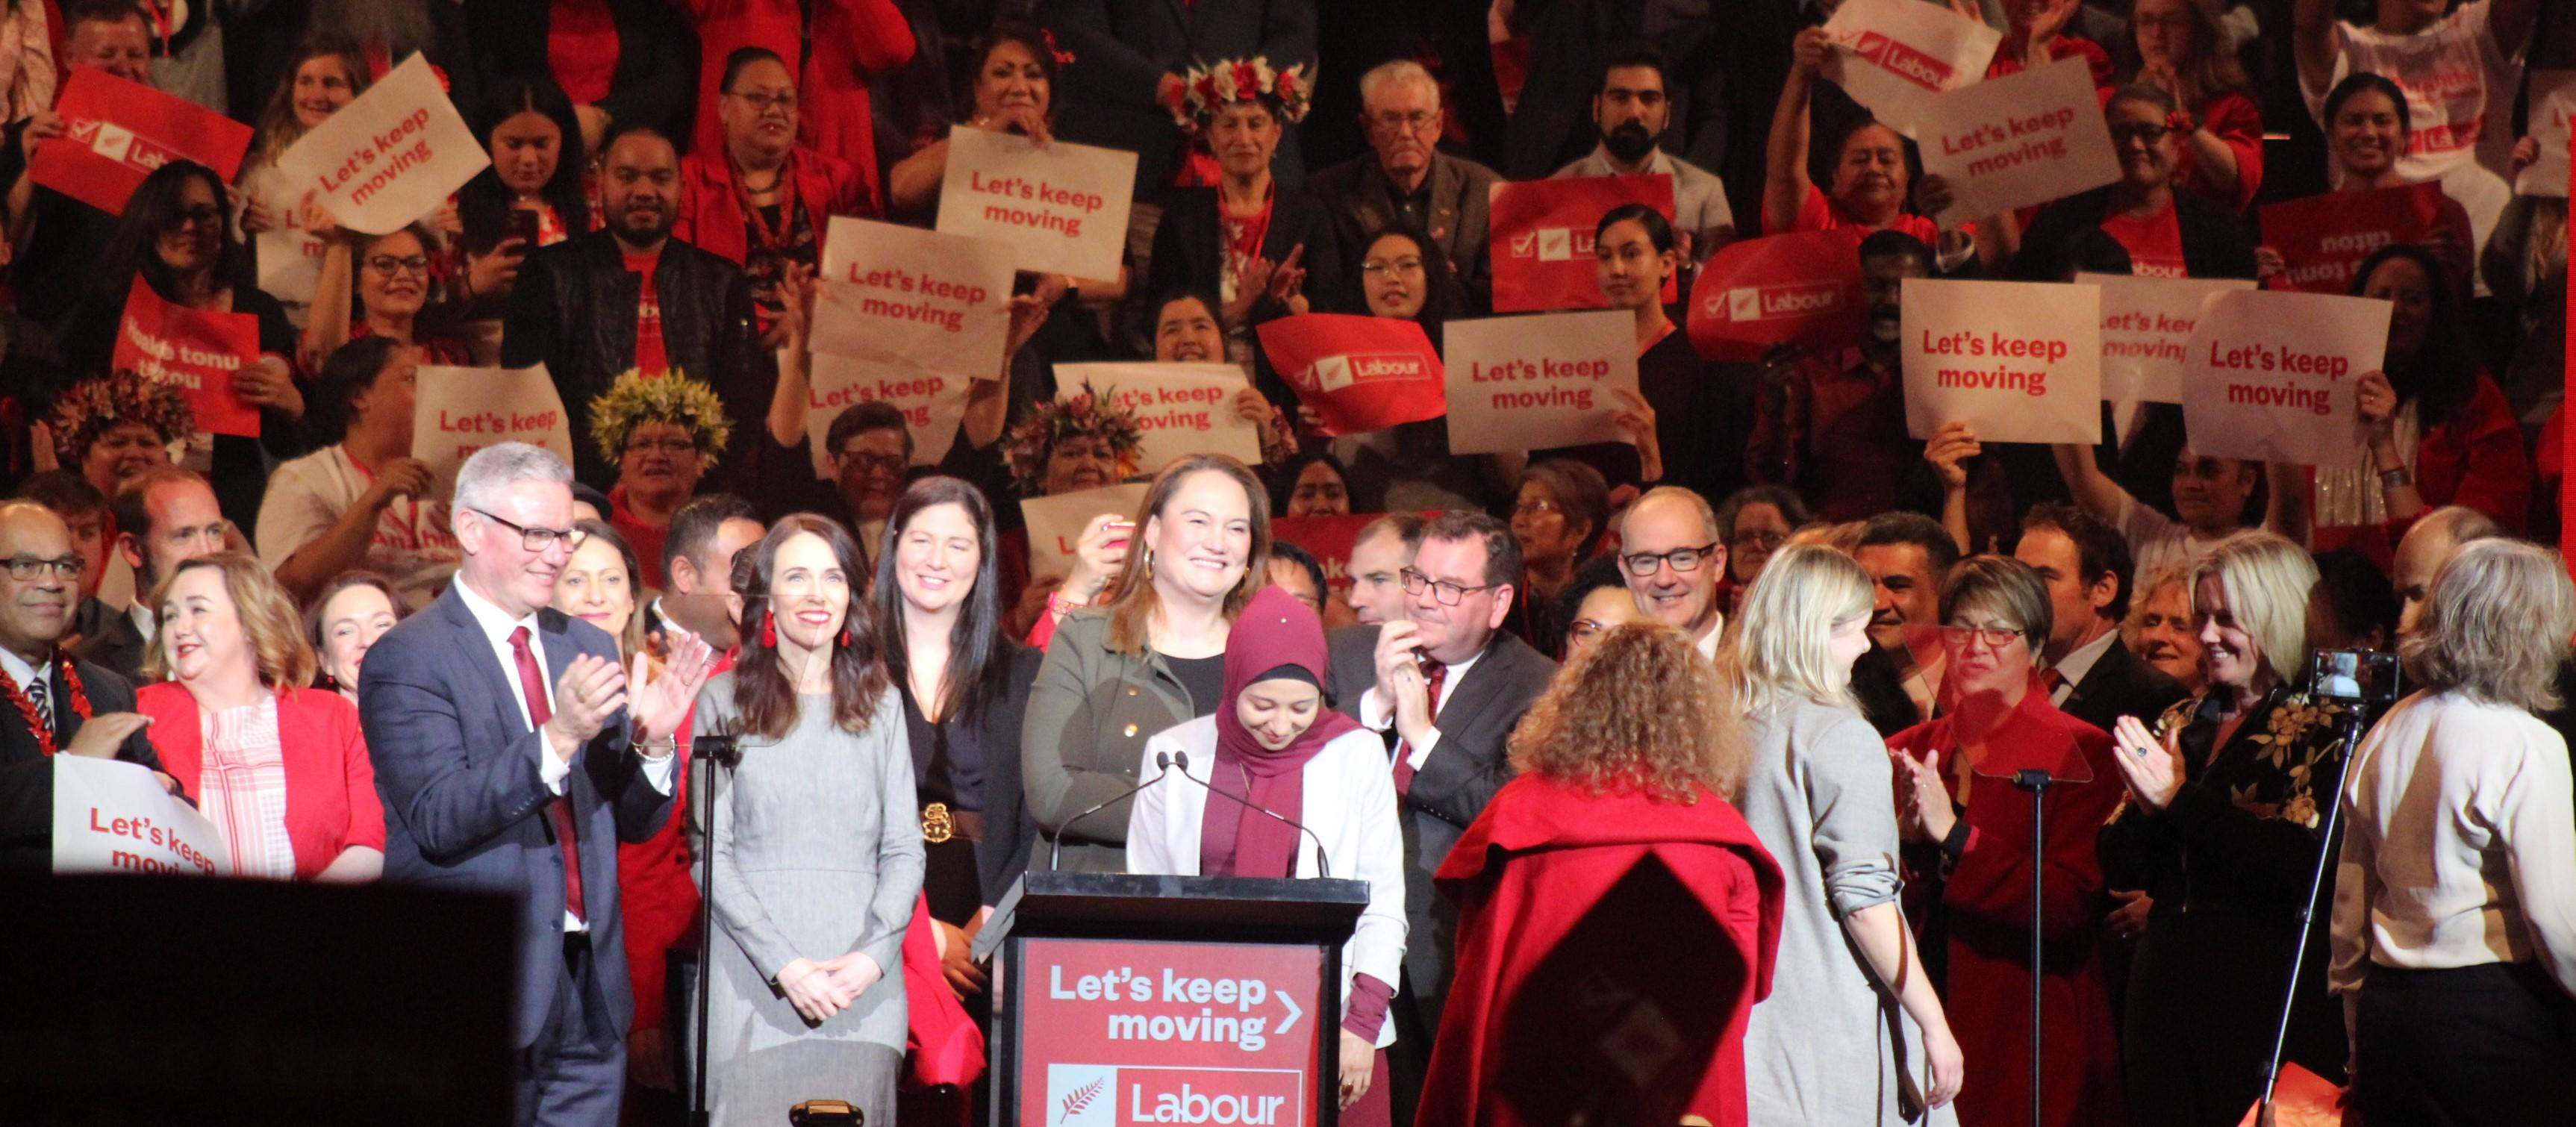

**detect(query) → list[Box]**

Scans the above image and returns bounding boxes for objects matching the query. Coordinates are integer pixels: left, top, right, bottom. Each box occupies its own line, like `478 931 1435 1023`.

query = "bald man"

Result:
2392 507 2506 641
0 502 165 871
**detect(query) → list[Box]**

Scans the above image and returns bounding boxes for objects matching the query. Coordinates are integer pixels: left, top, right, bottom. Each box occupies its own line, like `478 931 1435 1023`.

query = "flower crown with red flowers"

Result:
1161 57 1312 133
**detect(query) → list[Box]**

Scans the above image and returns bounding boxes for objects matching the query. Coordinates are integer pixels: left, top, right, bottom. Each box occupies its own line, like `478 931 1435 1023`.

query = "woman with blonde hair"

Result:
2333 538 2576 1125
1022 454 1270 872
2100 531 2350 1126
1727 544 1964 1125
134 553 384 881
1423 621 1781 1127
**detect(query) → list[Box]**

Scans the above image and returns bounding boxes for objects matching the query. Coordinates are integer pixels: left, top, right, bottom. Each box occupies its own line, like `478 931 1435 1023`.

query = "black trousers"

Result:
2356 962 2576 1127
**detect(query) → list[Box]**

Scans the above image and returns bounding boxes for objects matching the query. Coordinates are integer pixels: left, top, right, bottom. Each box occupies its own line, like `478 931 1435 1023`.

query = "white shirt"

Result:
128 600 158 655
455 576 676 932
2118 493 2248 587
255 445 461 610
1358 644 1488 769
1553 146 1735 261
1694 613 1726 661
0 646 43 707
2331 690 2576 1002
2048 628 2121 708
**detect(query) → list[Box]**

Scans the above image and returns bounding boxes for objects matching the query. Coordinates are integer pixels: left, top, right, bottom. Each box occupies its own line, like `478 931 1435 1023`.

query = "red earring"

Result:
839 623 852 648
761 609 776 647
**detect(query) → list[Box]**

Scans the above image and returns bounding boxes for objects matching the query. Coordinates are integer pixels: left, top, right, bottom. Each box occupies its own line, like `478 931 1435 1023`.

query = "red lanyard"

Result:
732 154 802 256
4 654 93 757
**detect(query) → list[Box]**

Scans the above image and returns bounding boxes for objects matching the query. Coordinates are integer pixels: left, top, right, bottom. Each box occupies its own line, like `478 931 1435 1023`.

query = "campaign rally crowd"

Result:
1 0 2573 1124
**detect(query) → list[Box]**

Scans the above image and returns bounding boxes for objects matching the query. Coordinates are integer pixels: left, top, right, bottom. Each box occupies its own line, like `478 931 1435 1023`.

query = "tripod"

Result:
2251 702 2367 1127
2012 768 2053 1127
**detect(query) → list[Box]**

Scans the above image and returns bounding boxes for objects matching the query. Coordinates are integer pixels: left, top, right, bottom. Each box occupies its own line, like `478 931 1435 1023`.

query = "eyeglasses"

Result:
1510 498 1559 519
1362 257 1426 276
1940 624 2026 649
1730 528 1787 549
838 451 905 475
626 436 699 455
1400 566 1497 607
1565 619 1613 644
1368 110 1438 134
163 205 225 232
2 555 84 582
365 255 432 276
2109 123 2173 145
470 508 587 553
729 90 798 114
1618 542 1720 576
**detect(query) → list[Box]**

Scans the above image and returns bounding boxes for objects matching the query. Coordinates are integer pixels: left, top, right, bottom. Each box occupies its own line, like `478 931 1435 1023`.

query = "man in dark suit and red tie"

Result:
362 443 712 1127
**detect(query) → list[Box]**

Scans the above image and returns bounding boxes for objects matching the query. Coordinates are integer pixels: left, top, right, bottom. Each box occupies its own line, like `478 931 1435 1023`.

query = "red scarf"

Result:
4 652 94 756
729 152 802 257
1200 587 1360 878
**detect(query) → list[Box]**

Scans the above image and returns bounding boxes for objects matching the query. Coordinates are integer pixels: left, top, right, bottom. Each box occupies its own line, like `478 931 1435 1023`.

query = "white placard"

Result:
1902 278 2102 444
1822 0 2003 139
1916 56 2121 224
248 172 326 305
804 352 973 477
412 364 575 498
935 126 1135 281
2180 290 2386 468
274 54 490 235
2516 70 2573 199
813 217 1017 378
1439 310 1640 455
1052 362 1262 475
1020 482 1153 584
53 755 229 876
2080 273 2257 404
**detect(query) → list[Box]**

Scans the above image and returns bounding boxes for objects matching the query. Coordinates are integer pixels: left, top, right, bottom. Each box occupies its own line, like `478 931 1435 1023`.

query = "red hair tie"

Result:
1041 28 1076 66
2165 108 2195 135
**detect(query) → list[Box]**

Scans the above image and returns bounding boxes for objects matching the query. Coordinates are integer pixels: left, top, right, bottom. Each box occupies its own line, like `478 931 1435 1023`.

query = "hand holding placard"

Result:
936 126 1135 281
1440 310 1640 455
1054 363 1264 472
275 55 490 235
1821 0 2002 138
1023 484 1153 584
2080 273 2256 403
1256 313 1447 435
2179 290 2386 468
1915 57 2120 225
813 217 1016 377
1901 278 2101 444
803 353 973 477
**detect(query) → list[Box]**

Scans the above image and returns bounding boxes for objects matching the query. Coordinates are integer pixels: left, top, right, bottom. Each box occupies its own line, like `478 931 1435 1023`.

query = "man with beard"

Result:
1550 45 1734 263
505 123 763 491
1747 229 1937 523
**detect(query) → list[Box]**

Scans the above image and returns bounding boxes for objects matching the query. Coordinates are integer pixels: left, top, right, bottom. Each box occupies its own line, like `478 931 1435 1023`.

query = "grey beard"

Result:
311 0 434 56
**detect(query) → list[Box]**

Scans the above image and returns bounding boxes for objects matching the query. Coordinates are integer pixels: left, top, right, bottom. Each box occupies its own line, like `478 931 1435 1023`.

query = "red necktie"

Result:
2041 667 2068 696
1391 662 1448 799
511 626 585 922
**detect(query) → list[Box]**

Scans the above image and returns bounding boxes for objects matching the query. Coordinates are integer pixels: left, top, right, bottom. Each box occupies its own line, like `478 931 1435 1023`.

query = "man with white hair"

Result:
363 443 713 1126
1305 59 1503 311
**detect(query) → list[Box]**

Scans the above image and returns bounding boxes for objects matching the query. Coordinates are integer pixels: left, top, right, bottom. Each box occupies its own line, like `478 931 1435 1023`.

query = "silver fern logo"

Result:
1047 1064 1115 1126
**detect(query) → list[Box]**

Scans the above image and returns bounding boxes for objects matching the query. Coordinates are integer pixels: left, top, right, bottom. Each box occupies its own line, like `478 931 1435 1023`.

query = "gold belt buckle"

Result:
921 802 954 845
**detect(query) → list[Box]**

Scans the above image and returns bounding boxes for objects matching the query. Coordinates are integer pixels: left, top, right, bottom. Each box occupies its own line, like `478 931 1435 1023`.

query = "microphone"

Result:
1048 753 1177 870
1171 750 1332 878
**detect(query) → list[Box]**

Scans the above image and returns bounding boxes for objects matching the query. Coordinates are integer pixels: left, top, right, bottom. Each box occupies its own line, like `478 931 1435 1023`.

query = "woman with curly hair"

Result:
1422 620 1781 1127
41 371 192 504
590 372 734 589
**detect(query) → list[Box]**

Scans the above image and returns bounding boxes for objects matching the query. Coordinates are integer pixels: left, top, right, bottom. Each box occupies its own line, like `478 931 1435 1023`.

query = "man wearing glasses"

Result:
0 501 168 872
363 443 714 1126
1615 487 1730 659
1344 510 1557 1108
1305 60 1503 311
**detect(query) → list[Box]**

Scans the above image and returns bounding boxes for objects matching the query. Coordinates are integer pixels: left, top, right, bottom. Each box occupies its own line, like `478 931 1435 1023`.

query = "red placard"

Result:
2257 182 2450 295
1017 937 1323 1127
1255 314 1446 436
1269 513 1394 599
1488 175 1677 313
112 278 260 437
1685 230 1866 361
31 69 253 214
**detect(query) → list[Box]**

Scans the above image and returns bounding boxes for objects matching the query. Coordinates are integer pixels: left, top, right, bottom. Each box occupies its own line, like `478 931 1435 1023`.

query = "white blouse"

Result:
2330 690 2576 1002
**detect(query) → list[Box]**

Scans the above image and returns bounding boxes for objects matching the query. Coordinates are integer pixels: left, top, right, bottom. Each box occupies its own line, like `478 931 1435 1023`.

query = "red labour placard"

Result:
1256 313 1447 436
1685 230 1866 361
111 278 260 437
1488 175 1677 313
2258 182 2452 295
31 69 252 214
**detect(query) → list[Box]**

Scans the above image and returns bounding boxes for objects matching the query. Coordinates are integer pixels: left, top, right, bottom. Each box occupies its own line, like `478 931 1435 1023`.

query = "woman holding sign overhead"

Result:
1763 28 2012 272
2013 84 2257 284
2110 0 2265 211
239 33 373 329
302 225 477 370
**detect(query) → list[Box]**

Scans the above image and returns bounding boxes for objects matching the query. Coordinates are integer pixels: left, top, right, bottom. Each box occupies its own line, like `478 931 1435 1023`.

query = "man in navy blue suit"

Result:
363 443 712 1127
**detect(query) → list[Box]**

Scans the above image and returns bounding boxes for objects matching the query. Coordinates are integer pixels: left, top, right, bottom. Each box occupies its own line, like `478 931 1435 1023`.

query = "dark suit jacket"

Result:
69 606 146 686
1038 0 1317 197
2058 636 2189 739
1144 187 1344 405
361 585 673 1050
0 657 163 872
1326 623 1556 1017
1303 152 1501 313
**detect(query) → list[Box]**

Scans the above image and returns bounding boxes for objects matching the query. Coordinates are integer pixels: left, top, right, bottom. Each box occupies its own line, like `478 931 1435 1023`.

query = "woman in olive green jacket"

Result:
1022 455 1273 872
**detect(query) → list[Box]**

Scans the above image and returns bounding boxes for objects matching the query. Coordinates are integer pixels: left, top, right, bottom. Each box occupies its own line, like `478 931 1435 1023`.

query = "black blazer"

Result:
361 586 672 1051
0 657 163 872
2012 186 2259 284
1038 0 1318 197
905 641 1046 911
464 0 699 141
69 607 147 686
1144 187 1343 404
2058 636 2189 738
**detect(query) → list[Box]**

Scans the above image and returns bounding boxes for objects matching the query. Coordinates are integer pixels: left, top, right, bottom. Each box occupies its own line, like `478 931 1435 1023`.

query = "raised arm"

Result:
1763 28 1834 237
2052 440 2130 524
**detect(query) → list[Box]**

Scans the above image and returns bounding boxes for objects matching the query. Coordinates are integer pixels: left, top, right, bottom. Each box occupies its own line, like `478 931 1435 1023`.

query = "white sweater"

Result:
1126 715 1409 1048
2330 689 2576 1002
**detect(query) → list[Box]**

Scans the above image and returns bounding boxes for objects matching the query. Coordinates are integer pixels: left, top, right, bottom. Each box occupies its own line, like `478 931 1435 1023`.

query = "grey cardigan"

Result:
1020 609 1207 873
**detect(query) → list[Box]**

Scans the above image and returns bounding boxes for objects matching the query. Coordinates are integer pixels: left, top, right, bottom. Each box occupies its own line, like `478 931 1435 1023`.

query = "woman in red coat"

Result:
135 555 385 882
674 47 876 338
1423 623 1784 1127
1889 557 2127 1127
675 0 915 211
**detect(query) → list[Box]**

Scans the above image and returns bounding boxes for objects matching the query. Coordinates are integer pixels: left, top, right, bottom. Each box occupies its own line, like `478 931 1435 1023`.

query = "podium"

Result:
973 870 1367 1126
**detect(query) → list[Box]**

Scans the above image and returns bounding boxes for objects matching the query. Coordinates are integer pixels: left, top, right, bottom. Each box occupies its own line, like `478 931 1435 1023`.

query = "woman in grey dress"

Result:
1721 545 1965 1125
697 514 923 1127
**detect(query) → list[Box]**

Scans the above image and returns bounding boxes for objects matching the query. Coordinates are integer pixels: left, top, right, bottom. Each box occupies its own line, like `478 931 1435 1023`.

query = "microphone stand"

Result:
690 731 737 1127
1049 758 1175 870
1170 750 1331 878
2012 768 2053 1127
2252 702 2366 1127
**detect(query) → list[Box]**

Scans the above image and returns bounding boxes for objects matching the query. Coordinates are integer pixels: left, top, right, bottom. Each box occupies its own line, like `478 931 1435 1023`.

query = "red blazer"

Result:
1889 681 2127 1127
1423 775 1784 1127
137 684 387 881
617 650 725 1036
673 146 874 268
673 0 916 213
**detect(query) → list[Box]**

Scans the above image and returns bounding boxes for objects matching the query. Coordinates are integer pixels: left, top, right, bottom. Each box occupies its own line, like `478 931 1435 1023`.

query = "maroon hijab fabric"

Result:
1199 587 1362 877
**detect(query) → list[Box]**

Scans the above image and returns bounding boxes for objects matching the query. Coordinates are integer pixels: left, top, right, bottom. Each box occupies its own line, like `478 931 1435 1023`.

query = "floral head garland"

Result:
588 370 734 472
1163 57 1312 133
45 371 193 465
1004 381 1145 494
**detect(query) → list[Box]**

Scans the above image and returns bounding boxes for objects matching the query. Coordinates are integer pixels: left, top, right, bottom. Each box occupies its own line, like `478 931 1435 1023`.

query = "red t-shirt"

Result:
547 0 621 107
624 252 667 376
2097 199 2189 278
1790 184 1944 246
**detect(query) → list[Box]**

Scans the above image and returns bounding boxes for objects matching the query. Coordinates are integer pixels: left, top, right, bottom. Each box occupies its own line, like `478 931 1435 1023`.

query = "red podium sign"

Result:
1017 937 1325 1126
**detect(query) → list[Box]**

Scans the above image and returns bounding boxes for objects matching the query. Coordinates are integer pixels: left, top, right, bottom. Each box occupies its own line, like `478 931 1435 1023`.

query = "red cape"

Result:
1420 775 1784 1127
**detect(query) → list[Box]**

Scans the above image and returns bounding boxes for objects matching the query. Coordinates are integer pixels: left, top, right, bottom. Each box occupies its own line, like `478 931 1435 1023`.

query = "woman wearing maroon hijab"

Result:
1128 585 1407 1123
1423 623 1784 1127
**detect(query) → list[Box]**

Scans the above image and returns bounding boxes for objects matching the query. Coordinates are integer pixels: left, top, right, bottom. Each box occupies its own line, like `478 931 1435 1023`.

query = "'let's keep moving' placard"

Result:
936 126 1135 281
1440 310 1639 455
275 54 489 235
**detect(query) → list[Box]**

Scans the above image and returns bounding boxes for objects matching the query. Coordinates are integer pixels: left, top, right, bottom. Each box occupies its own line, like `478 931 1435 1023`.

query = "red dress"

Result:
1421 774 1784 1127
1887 681 2127 1127
616 649 723 1048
